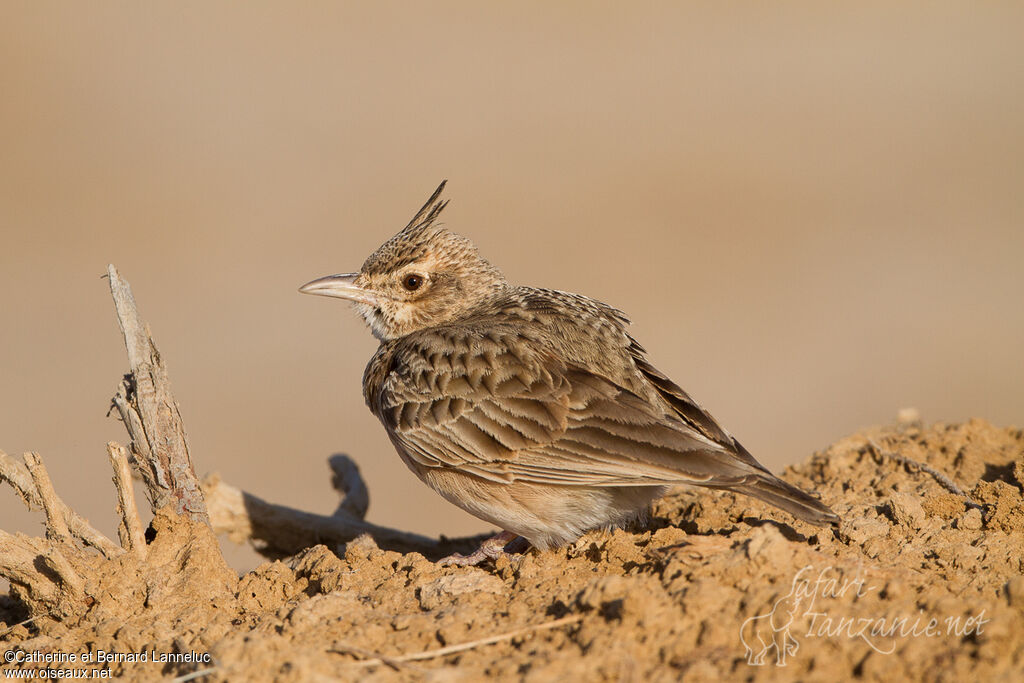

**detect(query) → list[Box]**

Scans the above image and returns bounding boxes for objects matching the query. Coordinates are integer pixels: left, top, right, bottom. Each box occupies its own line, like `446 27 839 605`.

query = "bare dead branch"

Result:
0 531 60 604
329 454 369 520
202 473 447 557
0 265 235 626
107 441 147 557
0 449 41 511
107 264 210 525
41 547 85 599
1 450 120 558
23 452 72 545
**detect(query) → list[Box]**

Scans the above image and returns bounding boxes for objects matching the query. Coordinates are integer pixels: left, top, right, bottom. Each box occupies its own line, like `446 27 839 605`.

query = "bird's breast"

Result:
362 343 397 416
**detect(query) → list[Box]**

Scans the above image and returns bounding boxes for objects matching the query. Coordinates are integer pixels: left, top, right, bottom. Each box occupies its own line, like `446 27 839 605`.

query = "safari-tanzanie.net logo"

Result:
740 565 989 666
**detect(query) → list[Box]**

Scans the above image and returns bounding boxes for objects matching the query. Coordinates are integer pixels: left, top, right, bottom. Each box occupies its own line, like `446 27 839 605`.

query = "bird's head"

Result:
300 181 508 340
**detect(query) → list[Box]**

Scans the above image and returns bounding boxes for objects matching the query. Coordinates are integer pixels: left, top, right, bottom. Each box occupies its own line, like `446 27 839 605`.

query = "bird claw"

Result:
438 531 520 567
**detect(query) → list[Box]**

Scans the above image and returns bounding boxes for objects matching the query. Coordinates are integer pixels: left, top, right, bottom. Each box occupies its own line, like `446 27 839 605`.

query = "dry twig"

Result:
170 668 219 683
866 438 980 507
0 450 41 511
41 547 85 599
0 613 52 638
0 450 120 558
0 531 58 603
107 441 147 557
202 472 445 557
107 264 210 524
23 453 72 544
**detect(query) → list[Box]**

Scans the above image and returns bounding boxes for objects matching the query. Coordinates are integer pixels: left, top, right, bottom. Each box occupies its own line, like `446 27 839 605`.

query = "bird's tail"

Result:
725 473 840 528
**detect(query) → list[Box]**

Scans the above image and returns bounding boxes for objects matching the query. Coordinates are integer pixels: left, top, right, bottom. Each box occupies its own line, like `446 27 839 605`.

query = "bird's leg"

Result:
438 530 521 567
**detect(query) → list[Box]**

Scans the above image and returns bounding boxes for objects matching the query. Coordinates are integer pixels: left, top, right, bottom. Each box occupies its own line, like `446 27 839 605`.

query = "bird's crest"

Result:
360 180 456 275
400 180 449 236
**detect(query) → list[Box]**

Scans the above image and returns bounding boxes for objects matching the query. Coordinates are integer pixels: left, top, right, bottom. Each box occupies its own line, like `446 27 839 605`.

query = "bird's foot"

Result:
438 531 521 567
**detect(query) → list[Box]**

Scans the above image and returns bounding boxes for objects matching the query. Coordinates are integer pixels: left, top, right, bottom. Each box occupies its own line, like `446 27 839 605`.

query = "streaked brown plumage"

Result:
301 181 839 564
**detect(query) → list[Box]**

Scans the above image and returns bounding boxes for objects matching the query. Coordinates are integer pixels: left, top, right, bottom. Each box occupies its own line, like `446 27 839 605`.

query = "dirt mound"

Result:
3 418 1023 681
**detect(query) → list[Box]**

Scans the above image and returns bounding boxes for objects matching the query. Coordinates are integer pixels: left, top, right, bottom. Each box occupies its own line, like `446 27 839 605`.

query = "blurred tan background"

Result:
2 3 1022 573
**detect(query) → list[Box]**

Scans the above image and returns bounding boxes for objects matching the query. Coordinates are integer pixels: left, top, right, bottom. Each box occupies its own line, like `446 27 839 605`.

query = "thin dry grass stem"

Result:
334 614 584 669
107 441 147 558
169 668 219 683
23 452 72 545
0 612 52 638
329 643 410 671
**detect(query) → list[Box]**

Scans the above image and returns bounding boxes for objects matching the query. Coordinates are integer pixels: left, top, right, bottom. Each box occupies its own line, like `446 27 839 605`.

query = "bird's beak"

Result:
298 273 380 306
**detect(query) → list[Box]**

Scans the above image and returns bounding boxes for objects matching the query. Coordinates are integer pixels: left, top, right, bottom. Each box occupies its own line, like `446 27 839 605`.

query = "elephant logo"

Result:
739 581 807 666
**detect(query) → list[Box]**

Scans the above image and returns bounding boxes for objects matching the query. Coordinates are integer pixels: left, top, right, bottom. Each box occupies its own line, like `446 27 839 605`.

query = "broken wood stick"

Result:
202 471 448 557
23 452 72 545
0 450 121 559
0 531 61 605
866 438 980 507
107 264 210 525
0 266 237 625
107 441 147 558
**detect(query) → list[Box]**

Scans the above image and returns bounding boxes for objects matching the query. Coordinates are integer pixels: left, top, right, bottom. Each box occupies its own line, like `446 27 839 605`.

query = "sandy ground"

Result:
3 417 1021 681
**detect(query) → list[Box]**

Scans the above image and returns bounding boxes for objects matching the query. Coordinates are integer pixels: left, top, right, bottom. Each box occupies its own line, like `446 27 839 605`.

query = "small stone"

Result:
1013 460 1024 488
1006 576 1024 609
958 507 983 531
681 660 720 681
897 407 921 424
881 577 907 600
887 492 926 529
922 493 966 520
650 526 689 547
842 516 890 546
417 571 504 610
577 575 633 612
811 526 835 546
286 592 362 631
743 525 789 564
342 533 380 563
862 537 887 559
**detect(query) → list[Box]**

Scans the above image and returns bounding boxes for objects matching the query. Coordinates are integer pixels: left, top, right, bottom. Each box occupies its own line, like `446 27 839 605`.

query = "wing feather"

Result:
372 324 764 488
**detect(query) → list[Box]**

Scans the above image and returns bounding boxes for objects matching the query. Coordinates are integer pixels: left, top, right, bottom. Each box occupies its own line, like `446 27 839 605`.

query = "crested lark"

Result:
301 182 839 565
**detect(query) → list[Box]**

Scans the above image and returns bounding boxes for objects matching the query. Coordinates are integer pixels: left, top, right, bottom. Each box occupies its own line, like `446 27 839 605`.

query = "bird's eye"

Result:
402 274 424 291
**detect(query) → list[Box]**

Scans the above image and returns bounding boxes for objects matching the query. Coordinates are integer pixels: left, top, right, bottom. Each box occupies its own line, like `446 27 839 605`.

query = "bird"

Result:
300 181 839 565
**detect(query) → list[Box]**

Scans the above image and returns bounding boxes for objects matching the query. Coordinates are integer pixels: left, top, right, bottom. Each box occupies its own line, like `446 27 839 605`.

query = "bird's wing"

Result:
625 338 773 474
373 325 764 487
